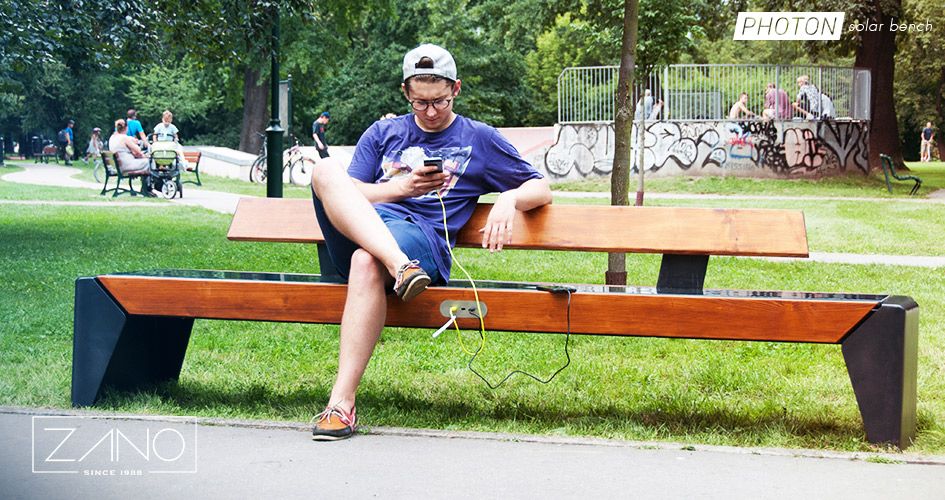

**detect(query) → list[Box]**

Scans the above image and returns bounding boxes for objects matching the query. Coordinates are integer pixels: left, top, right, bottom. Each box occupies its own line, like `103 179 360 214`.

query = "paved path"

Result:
2 162 243 213
2 408 943 499
4 162 945 267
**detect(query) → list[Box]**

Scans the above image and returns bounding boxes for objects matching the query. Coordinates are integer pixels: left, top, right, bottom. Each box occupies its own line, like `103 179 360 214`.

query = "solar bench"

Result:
72 198 919 448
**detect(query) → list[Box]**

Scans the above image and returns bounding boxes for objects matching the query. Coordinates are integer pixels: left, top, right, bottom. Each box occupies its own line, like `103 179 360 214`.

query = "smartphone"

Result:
423 157 443 173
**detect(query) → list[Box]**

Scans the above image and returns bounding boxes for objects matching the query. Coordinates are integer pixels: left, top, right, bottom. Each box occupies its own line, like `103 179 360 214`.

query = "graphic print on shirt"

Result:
378 145 472 199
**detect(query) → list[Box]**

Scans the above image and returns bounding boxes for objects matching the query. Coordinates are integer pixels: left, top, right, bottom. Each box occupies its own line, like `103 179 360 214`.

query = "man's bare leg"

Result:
327 249 391 411
312 158 409 278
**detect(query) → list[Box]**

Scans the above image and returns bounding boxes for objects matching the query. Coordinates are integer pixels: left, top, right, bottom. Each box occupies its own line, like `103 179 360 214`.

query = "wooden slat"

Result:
98 276 874 343
227 198 809 257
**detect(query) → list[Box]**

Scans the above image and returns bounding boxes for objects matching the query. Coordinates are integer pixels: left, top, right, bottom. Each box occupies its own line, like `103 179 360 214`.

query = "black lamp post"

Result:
265 7 284 198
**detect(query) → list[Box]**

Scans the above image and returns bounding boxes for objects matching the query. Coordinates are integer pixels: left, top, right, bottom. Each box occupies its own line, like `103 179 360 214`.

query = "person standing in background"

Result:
83 127 103 163
58 120 75 165
920 122 934 162
312 111 331 158
126 109 148 151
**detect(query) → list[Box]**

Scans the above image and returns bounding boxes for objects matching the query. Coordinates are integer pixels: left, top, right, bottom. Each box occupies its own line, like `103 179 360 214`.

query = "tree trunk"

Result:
607 0 638 287
937 66 945 161
854 0 903 170
239 66 269 154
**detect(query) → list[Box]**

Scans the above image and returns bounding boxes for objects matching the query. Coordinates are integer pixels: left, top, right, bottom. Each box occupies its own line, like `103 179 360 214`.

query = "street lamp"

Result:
265 6 284 198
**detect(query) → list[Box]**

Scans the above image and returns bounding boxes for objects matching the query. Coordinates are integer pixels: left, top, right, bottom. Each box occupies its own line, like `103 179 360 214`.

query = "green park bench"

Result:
71 198 919 448
880 153 922 195
99 151 149 197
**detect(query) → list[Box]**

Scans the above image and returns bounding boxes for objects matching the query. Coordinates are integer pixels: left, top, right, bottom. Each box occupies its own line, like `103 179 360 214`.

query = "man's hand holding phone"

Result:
401 157 447 198
423 157 443 174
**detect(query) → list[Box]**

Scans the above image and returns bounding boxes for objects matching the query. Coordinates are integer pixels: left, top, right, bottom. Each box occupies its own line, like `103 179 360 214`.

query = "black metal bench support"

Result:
72 278 194 406
841 295 918 448
657 254 709 295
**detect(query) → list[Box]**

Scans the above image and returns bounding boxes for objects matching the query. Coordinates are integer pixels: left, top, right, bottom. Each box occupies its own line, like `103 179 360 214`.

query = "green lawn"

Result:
3 159 944 453
553 162 945 198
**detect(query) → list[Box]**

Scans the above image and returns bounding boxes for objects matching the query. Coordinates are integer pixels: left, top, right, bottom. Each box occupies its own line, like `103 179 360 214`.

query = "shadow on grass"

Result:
90 376 938 449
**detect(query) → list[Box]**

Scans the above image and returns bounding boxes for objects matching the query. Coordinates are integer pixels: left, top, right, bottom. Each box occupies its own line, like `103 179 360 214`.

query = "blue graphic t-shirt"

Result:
348 114 542 281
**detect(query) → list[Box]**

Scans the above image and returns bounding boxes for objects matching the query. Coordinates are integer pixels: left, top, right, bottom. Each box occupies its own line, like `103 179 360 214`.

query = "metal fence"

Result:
557 64 871 124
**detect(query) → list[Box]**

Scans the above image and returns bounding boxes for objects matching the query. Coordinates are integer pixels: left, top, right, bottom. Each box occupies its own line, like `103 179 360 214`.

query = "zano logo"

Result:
32 416 197 475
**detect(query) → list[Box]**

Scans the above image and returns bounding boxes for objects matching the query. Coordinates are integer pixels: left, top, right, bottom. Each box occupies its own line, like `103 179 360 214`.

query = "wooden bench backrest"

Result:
228 198 809 257
183 152 201 164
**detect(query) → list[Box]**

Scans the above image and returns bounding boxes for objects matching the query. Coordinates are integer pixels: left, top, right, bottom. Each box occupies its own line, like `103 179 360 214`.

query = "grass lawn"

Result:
1 167 945 454
552 161 945 198
3 158 944 453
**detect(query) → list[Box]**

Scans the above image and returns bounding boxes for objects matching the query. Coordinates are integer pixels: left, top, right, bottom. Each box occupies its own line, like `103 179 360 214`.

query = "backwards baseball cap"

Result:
320 111 330 118
402 44 457 82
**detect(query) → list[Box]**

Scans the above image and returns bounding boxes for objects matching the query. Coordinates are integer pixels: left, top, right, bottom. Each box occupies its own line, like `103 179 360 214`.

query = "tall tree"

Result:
157 0 368 153
607 0 638 286
0 0 156 147
853 0 905 168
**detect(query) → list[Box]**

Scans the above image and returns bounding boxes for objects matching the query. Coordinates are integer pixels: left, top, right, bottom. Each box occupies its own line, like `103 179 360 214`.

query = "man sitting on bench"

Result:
309 43 552 441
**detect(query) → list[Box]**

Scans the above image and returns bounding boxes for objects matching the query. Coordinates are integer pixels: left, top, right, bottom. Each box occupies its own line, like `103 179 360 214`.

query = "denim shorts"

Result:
311 189 441 284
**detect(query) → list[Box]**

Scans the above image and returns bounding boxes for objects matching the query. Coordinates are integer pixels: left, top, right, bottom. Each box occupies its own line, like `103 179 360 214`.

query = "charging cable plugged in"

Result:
438 300 487 319
433 308 458 338
432 190 573 388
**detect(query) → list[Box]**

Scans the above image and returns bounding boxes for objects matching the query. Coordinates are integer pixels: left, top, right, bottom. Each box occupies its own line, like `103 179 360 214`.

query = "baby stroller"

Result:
148 141 183 199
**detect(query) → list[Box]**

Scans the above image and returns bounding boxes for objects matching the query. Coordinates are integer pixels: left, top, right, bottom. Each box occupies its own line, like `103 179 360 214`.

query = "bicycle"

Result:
89 156 105 183
250 134 314 186
285 137 313 186
249 132 268 183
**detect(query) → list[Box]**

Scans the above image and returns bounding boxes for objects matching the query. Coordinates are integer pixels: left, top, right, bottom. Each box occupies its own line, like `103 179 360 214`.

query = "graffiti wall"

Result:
537 120 869 180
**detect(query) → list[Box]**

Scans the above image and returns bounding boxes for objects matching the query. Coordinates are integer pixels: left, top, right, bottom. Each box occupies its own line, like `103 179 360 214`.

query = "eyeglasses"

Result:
407 96 453 112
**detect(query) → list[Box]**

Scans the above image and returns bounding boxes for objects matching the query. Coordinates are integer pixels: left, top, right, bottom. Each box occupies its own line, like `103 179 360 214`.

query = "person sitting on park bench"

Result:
109 119 151 188
308 43 552 441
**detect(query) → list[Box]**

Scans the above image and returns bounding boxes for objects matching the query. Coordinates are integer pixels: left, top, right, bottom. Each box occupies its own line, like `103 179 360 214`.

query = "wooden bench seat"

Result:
72 198 919 448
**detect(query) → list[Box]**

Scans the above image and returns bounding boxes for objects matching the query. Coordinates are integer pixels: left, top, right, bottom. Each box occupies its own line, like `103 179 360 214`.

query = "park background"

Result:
1 0 943 164
2 0 945 456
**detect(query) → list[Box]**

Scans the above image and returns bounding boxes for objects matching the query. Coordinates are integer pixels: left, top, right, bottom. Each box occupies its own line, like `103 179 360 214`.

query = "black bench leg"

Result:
72 278 194 406
657 254 709 294
841 296 918 448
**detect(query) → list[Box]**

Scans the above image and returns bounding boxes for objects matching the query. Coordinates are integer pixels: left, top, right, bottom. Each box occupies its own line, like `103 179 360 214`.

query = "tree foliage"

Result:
0 0 934 166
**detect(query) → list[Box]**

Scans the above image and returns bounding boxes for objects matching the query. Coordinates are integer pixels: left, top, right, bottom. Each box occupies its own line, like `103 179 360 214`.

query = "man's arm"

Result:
481 177 552 252
352 165 447 204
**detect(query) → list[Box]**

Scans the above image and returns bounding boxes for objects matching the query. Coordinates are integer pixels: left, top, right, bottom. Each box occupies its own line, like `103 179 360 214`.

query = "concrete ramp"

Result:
186 147 256 180
189 146 357 181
